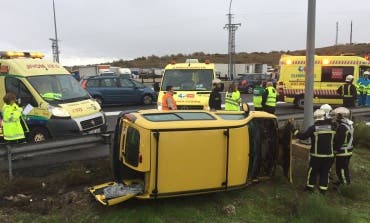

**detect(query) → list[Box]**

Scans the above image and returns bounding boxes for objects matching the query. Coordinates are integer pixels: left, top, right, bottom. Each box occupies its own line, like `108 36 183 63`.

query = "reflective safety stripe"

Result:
341 169 347 185
4 133 25 140
306 167 314 188
313 129 335 157
343 85 352 97
319 186 328 191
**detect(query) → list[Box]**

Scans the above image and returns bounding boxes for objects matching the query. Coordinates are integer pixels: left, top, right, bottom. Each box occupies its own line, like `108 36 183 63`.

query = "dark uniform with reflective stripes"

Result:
293 119 335 192
337 83 357 108
333 119 353 185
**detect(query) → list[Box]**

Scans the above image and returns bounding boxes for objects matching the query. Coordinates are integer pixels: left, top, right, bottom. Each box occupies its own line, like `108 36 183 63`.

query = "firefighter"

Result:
252 81 264 111
337 75 357 108
162 85 177 110
291 109 336 193
331 107 354 187
262 81 277 114
208 79 222 110
225 82 241 111
2 92 26 143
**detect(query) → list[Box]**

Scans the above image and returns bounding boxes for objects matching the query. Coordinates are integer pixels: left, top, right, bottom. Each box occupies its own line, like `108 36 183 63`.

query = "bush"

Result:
353 121 370 148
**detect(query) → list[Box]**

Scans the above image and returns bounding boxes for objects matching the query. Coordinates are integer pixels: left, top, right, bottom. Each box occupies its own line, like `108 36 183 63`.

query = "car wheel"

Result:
247 86 254 94
27 127 50 143
94 96 103 106
142 95 153 105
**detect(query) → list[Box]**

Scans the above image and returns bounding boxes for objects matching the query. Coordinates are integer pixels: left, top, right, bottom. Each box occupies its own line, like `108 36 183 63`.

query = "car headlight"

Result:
49 106 71 117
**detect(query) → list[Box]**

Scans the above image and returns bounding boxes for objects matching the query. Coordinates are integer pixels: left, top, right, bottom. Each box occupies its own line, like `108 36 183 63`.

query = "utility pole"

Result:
350 20 353 45
224 0 241 80
303 0 316 131
335 22 338 45
50 0 60 63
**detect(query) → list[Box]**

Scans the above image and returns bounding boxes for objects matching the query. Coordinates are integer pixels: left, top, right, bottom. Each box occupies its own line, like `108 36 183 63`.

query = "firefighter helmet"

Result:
345 75 354 82
320 104 332 117
313 109 326 121
331 107 351 119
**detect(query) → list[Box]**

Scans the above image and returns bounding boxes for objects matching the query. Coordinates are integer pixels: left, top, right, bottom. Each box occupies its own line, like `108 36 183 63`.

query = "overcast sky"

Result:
2 0 370 66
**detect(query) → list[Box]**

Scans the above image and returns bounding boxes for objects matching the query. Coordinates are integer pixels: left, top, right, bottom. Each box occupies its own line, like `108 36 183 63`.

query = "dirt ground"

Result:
0 158 112 216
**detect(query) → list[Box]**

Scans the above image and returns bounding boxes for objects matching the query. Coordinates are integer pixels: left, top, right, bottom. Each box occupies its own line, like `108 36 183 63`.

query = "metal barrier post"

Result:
6 144 13 180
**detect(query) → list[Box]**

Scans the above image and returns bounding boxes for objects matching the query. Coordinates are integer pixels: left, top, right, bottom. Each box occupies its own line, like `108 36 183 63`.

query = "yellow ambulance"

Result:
157 59 216 110
277 54 370 107
0 51 106 143
89 108 290 206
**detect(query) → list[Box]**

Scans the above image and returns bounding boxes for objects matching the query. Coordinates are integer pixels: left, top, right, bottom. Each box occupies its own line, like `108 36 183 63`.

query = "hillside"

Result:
108 43 370 68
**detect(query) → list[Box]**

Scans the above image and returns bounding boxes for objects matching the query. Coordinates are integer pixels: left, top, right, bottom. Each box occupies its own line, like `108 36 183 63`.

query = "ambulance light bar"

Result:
0 51 44 59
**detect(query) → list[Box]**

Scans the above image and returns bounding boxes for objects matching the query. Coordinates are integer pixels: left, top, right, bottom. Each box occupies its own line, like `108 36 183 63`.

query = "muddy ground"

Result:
0 158 113 216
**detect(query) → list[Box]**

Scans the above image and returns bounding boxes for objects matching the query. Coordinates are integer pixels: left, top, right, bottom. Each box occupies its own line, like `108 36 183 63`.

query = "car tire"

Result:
142 95 153 105
247 86 254 94
94 96 103 106
27 127 50 143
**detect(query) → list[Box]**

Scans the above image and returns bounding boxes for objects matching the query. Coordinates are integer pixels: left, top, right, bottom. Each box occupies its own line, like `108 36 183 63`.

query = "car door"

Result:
98 77 121 104
118 78 141 103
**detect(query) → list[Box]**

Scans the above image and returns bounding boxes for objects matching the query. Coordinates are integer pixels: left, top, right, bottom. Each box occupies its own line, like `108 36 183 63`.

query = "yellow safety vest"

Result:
2 104 25 141
265 86 277 107
225 91 241 111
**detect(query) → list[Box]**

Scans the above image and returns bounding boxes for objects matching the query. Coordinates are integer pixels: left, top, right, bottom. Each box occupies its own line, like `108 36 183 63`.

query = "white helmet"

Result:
320 104 332 116
345 75 354 82
313 109 326 121
331 107 351 119
212 78 221 84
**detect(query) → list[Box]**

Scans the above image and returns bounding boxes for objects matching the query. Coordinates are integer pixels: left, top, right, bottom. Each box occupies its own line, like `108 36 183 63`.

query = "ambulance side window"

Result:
5 77 36 107
321 66 354 82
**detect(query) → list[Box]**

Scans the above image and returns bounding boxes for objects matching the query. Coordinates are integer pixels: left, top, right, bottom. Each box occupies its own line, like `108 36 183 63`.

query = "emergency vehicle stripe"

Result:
284 89 341 98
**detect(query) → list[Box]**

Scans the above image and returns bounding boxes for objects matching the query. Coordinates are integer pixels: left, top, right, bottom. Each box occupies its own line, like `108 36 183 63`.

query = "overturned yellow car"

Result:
89 108 288 206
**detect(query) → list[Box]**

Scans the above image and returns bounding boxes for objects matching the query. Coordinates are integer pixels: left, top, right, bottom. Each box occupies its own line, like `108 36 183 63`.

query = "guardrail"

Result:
0 133 112 180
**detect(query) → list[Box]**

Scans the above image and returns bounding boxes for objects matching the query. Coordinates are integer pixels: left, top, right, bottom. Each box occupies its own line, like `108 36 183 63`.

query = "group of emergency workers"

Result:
290 104 354 193
252 81 278 114
355 70 370 106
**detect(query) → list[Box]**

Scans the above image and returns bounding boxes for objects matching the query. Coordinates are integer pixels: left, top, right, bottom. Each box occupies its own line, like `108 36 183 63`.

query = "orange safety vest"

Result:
162 93 177 110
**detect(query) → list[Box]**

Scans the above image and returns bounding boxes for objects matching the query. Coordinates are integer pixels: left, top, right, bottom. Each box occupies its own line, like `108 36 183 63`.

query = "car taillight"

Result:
81 80 87 89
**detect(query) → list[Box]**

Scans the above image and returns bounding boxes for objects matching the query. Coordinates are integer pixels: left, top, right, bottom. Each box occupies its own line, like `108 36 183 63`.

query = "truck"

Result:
277 54 370 107
109 67 132 78
0 51 106 143
157 59 216 110
78 65 111 79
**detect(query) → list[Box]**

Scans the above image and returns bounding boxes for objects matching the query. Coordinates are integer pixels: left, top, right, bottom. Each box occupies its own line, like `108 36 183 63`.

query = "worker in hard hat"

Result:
331 107 354 188
290 109 336 193
337 75 357 108
320 104 333 120
208 79 223 110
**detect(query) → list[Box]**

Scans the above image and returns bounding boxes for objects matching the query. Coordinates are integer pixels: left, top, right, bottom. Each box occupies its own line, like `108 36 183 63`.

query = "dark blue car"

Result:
81 76 157 106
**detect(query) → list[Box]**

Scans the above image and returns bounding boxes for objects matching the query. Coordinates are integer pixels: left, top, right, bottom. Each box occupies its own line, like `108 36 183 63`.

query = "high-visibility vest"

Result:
253 86 264 108
42 92 62 100
342 84 353 98
2 104 25 141
265 86 277 107
225 91 241 111
162 93 177 110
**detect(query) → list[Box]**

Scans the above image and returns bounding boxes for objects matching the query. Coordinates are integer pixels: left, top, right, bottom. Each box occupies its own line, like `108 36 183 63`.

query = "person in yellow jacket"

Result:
2 92 26 143
262 82 277 114
225 82 241 111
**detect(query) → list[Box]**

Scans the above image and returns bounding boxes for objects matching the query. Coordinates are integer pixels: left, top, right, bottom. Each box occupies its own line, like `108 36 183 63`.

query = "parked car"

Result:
236 73 274 94
81 76 157 106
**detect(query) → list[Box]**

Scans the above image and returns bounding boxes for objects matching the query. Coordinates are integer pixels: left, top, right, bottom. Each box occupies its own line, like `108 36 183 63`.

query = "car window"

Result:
101 78 118 87
120 78 135 87
86 79 99 87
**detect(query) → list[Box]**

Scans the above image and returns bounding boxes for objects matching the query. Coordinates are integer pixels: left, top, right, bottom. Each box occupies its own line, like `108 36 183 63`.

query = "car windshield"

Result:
28 74 90 103
161 69 213 91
